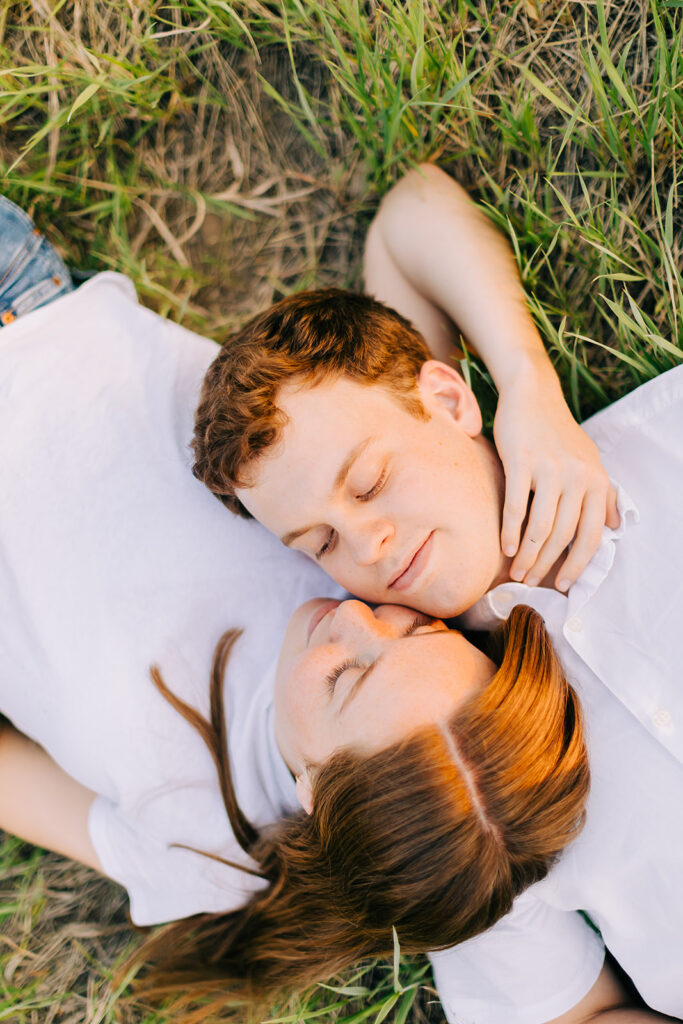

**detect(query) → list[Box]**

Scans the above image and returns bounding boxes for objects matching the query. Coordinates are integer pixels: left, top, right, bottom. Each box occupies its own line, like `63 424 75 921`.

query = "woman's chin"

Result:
290 597 329 641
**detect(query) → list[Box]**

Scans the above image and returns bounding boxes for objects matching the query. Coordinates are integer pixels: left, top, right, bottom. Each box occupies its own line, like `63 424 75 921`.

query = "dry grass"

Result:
0 837 135 1023
0 838 443 1024
0 0 681 1020
0 1 366 335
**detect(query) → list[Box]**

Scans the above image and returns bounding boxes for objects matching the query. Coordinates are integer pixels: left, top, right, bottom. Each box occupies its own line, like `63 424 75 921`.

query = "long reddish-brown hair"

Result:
192 288 431 518
127 605 588 1021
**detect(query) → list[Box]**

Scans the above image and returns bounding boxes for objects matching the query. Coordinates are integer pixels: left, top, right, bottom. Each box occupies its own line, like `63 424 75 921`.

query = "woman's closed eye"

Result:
325 614 432 694
326 657 362 694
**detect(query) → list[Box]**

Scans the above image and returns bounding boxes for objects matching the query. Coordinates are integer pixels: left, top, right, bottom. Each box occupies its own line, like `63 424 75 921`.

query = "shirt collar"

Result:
463 481 639 631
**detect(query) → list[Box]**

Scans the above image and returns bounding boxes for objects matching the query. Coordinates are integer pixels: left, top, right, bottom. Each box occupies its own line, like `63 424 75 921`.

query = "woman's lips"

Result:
389 532 435 593
307 599 341 644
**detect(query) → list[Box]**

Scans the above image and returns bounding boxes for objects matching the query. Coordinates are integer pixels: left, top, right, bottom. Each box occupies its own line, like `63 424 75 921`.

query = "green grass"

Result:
1 0 682 1021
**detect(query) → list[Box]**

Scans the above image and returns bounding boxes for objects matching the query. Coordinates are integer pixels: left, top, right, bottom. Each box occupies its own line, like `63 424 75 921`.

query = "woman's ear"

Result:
295 769 314 815
417 360 483 437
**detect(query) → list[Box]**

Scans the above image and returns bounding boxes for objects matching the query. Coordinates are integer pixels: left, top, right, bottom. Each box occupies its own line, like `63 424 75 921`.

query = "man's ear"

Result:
295 769 314 816
417 360 483 437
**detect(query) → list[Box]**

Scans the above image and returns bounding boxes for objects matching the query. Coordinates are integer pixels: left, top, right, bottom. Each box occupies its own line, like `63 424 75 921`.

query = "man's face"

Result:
236 361 510 618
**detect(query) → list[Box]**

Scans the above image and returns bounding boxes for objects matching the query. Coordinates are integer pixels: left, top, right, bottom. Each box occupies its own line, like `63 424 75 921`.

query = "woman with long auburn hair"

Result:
128 600 589 1018
119 586 683 1024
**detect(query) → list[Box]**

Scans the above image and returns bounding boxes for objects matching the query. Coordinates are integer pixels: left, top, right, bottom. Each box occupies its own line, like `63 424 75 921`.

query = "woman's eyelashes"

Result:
326 658 362 694
325 615 432 695
405 614 429 634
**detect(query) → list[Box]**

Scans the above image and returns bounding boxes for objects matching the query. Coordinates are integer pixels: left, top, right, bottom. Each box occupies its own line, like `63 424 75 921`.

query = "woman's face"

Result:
274 598 497 811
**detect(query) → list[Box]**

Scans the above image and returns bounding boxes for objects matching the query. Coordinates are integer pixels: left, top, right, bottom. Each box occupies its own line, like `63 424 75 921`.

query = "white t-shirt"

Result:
0 272 340 925
433 364 683 1022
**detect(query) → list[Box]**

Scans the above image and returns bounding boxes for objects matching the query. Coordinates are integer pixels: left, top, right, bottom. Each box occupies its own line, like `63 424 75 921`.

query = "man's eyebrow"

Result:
279 436 374 547
338 633 439 715
332 436 374 493
280 522 318 548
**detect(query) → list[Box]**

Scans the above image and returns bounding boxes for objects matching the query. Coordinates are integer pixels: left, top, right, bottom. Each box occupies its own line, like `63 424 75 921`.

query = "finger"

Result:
521 490 584 587
605 483 620 530
555 488 608 590
509 476 561 581
500 463 533 558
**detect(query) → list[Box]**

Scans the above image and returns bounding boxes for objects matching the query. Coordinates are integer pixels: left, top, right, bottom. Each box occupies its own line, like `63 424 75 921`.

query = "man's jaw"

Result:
490 552 514 591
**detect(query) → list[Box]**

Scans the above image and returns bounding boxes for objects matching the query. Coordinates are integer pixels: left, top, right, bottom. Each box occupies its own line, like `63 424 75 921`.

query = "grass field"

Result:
0 1 681 1021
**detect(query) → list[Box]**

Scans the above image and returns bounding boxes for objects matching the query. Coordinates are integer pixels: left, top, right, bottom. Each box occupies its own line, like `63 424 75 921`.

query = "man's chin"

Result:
394 588 463 620
414 581 491 621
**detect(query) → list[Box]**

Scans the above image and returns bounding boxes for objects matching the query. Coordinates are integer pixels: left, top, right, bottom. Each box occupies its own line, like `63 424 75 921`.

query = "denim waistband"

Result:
0 195 74 326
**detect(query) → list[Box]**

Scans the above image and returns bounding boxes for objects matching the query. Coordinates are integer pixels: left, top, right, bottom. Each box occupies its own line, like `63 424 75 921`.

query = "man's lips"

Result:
307 599 341 644
388 532 435 592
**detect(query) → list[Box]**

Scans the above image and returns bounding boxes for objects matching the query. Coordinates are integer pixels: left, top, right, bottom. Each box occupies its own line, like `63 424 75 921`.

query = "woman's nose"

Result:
328 600 381 642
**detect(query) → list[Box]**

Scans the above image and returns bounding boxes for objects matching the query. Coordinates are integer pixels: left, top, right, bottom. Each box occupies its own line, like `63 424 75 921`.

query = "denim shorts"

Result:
0 195 74 327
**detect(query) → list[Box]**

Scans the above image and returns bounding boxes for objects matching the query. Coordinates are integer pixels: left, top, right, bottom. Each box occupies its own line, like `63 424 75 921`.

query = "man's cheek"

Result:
338 566 384 602
332 561 356 588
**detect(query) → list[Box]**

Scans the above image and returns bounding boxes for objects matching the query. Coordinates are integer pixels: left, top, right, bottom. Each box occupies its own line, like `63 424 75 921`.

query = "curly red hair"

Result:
192 288 431 517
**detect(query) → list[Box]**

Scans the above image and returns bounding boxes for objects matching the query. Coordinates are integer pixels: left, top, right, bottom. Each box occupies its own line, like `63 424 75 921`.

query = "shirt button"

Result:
652 709 672 728
566 616 583 632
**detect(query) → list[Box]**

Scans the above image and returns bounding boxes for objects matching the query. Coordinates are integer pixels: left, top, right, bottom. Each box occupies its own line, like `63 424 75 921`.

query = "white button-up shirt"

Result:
431 364 683 1023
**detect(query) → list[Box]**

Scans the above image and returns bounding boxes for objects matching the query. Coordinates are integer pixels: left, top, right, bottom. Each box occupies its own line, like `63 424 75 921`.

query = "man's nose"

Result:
346 514 394 567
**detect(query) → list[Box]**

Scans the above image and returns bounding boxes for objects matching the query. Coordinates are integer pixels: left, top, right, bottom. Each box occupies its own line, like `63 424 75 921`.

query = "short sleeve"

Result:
429 890 605 1024
89 794 266 925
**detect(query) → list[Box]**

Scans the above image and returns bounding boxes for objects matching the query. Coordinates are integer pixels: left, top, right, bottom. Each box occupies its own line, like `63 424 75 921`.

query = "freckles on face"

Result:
275 646 352 774
238 376 507 619
273 597 342 768
332 631 496 755
274 599 497 772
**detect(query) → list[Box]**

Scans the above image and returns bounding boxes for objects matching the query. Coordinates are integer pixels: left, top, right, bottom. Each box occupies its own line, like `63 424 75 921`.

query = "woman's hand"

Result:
495 357 619 591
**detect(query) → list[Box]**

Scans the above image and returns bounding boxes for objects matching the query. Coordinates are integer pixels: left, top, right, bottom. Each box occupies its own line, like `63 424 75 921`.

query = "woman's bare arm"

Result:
364 163 619 592
0 722 102 872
